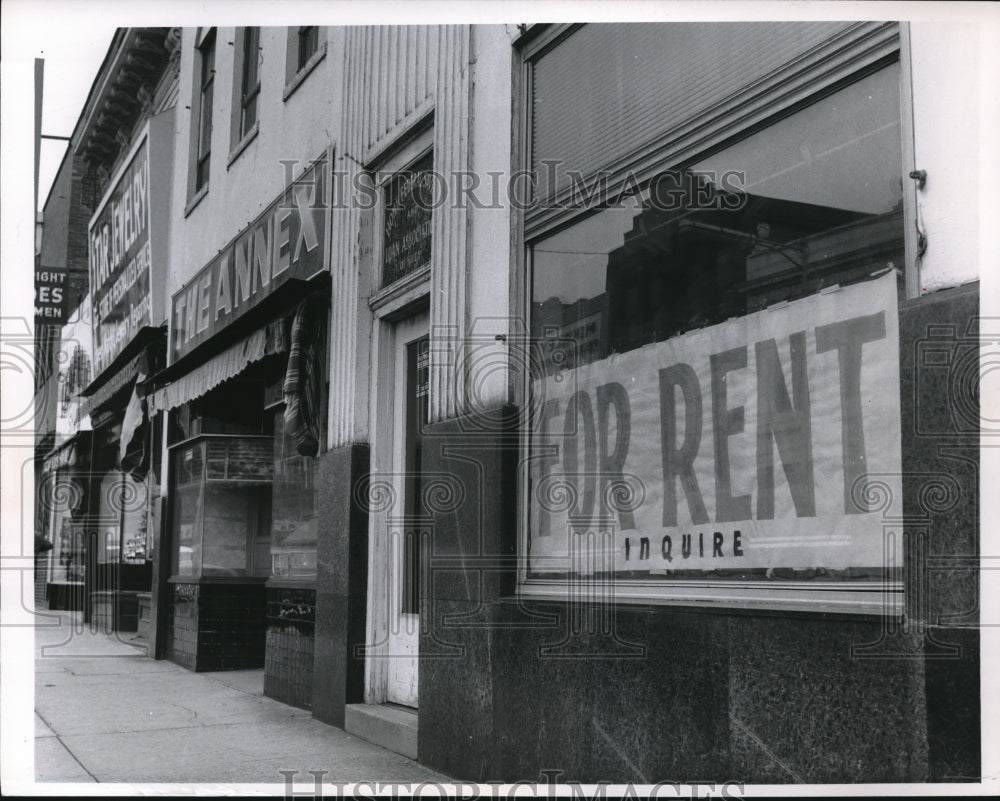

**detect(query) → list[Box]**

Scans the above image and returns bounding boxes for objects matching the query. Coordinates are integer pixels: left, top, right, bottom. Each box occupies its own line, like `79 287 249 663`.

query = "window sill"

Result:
368 263 431 315
283 42 327 102
515 578 903 617
227 122 259 169
168 575 269 584
266 577 318 590
184 183 209 218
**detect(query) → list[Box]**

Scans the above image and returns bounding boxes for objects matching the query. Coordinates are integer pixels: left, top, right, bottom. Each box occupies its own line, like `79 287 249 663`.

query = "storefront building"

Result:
45 19 983 786
40 295 93 612
34 116 99 611
405 21 979 784
69 28 179 633
144 26 338 704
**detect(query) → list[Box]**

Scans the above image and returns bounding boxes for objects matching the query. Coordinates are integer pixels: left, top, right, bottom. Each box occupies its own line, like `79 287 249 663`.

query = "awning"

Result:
77 352 144 420
42 431 90 474
148 317 287 413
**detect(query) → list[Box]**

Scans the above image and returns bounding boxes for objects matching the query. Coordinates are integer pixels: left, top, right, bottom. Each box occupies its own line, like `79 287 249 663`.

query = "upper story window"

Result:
518 22 908 614
238 27 261 139
284 26 327 101
296 26 319 71
194 29 215 193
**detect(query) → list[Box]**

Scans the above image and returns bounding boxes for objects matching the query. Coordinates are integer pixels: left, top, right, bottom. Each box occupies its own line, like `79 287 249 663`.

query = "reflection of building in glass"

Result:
532 292 608 375
602 172 903 356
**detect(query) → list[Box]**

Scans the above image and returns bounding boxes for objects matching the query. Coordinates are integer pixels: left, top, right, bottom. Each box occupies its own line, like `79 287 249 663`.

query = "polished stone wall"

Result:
311 444 370 727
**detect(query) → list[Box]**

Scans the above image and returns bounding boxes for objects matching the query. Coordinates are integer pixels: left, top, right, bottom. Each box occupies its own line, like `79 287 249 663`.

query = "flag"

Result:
283 293 323 457
119 351 149 476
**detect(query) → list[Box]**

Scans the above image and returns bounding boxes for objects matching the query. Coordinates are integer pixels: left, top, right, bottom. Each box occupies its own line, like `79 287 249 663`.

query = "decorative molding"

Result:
428 24 471 424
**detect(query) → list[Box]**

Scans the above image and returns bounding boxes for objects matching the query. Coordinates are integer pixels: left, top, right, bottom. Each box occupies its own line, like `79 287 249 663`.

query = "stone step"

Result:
344 703 417 760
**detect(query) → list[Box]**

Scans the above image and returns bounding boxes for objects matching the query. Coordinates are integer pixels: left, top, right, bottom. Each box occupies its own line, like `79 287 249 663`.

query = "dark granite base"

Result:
47 582 85 611
164 581 267 672
89 590 140 633
264 587 316 710
311 444 370 727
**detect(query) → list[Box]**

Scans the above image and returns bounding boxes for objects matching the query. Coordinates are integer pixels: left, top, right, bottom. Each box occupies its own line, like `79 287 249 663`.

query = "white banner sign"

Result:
529 272 902 575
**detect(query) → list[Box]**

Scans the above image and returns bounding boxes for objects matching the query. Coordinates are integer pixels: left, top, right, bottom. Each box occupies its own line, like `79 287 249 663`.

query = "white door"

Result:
385 311 428 707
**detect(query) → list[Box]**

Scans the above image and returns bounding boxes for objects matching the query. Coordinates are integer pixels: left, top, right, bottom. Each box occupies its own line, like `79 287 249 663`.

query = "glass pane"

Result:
531 22 857 201
51 512 85 582
121 473 148 563
171 484 203 577
201 484 252 576
530 65 902 375
528 65 903 578
200 37 215 86
199 82 213 158
382 152 434 286
95 471 123 564
298 26 318 70
270 410 318 579
243 28 260 94
241 94 257 136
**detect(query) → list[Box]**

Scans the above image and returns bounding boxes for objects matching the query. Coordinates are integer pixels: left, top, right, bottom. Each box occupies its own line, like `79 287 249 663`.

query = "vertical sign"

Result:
89 137 152 375
35 266 68 324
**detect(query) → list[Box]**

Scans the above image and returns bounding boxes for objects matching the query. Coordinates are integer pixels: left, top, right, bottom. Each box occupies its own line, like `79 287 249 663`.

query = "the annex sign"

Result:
169 158 328 363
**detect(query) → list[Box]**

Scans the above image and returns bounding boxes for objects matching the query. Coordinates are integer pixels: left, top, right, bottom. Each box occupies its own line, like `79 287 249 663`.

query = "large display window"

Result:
170 435 274 578
269 409 319 580
519 23 907 612
48 470 86 583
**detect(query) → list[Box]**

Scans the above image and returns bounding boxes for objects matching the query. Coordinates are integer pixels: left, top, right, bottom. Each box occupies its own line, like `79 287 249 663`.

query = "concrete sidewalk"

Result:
34 611 450 785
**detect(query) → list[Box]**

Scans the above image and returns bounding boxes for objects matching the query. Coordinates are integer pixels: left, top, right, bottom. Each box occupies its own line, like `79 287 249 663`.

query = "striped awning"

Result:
148 318 287 413
78 352 144 420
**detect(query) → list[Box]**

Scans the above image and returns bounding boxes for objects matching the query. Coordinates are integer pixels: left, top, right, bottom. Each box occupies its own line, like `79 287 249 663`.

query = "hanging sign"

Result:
89 137 152 375
169 157 328 363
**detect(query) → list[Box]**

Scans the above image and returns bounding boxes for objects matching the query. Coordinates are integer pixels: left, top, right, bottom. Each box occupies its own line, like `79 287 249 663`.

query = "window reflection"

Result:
530 65 903 376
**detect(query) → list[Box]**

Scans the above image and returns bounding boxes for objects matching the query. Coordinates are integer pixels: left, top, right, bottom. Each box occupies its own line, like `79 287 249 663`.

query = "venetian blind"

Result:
530 22 857 202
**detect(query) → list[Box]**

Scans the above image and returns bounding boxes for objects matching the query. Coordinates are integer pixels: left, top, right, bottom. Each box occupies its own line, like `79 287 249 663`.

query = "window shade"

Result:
531 22 857 201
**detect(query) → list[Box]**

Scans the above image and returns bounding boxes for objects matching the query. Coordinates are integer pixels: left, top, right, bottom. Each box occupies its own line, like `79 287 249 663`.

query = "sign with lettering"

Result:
170 158 328 363
89 137 152 375
382 152 433 286
529 272 902 576
35 267 68 324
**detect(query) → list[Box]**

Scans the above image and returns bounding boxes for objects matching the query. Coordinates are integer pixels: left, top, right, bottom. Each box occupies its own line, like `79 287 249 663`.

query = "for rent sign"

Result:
89 137 152 375
170 158 328 363
529 271 902 575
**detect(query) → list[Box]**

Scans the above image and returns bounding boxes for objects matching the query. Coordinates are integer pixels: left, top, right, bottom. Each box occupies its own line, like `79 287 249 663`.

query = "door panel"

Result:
384 312 428 707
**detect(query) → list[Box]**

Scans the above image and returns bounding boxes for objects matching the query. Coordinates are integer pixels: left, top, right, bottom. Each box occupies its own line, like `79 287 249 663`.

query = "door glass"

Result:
401 336 429 614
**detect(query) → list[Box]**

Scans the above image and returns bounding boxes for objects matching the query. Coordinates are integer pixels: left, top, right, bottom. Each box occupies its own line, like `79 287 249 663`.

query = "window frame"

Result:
239 26 261 138
228 26 261 166
514 22 914 616
283 26 327 101
366 121 435 315
186 27 216 211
